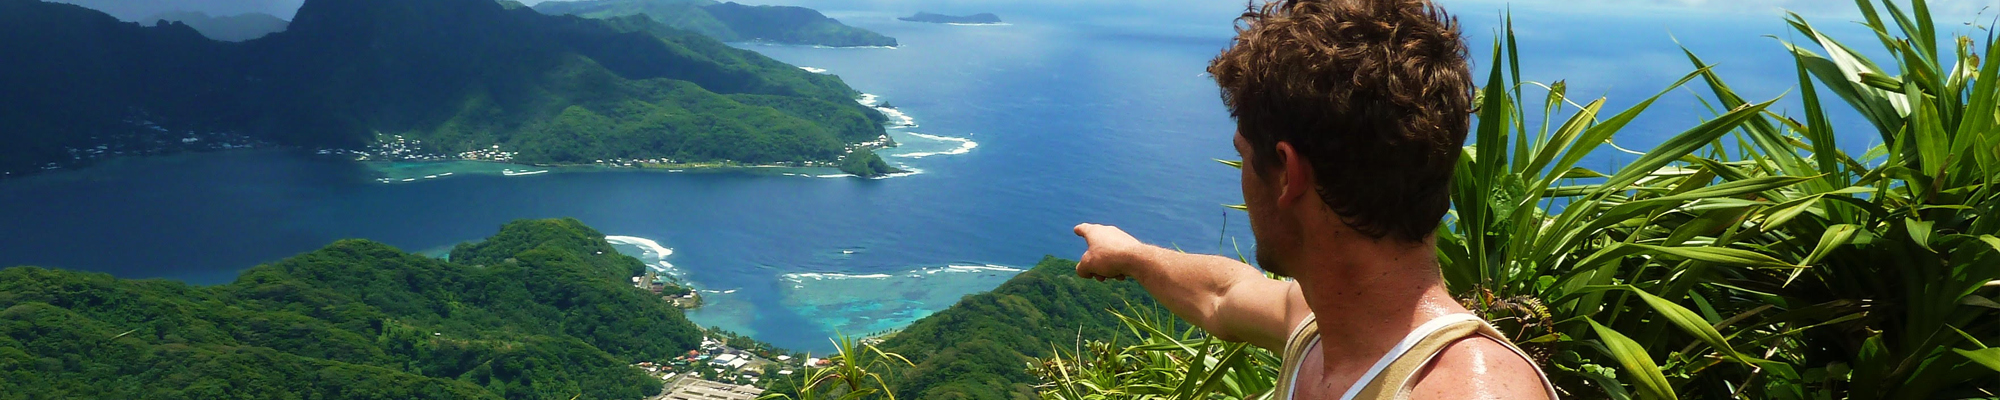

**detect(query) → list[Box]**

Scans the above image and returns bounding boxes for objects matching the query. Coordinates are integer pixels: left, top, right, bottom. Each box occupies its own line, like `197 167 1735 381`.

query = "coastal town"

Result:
626 270 856 399
352 133 897 169
5 119 265 178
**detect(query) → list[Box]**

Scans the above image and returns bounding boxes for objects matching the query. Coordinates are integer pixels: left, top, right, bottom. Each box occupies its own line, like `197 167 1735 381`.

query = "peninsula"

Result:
0 0 890 177
533 0 898 47
898 12 1002 24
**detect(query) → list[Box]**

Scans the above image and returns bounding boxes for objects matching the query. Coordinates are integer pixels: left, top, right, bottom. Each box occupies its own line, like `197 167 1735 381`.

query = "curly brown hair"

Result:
1209 0 1473 243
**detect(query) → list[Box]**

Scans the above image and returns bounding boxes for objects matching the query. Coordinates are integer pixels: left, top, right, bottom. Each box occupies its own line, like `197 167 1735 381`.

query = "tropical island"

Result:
836 148 904 177
532 0 898 47
898 12 1002 24
0 0 895 178
0 217 1148 398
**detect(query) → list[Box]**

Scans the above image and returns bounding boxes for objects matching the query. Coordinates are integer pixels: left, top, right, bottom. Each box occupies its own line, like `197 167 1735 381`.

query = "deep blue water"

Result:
0 2 1913 352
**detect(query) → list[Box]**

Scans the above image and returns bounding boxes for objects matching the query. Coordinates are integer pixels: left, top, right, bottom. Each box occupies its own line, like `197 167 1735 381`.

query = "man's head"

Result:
1211 0 1472 276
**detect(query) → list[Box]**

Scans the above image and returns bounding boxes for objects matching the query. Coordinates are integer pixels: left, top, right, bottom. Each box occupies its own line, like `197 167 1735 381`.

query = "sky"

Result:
50 0 1996 24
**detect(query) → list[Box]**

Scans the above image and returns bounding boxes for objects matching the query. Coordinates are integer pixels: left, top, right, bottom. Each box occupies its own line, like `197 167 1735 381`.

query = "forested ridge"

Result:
533 0 897 48
0 219 703 399
0 0 887 175
141 11 290 42
870 257 1159 400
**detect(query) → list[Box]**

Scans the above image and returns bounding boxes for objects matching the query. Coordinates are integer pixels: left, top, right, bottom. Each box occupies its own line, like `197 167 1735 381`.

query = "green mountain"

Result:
0 0 887 175
871 257 1159 400
0 219 702 399
142 10 290 41
532 0 897 47
837 147 903 177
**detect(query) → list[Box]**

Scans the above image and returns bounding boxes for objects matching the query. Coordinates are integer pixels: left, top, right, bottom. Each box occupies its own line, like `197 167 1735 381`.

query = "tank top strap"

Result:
1347 314 1562 399
1272 312 1319 399
1344 314 1487 399
1272 313 1560 400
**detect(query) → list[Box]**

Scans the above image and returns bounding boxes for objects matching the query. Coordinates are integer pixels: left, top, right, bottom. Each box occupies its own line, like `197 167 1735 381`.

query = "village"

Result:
625 272 841 399
629 333 838 400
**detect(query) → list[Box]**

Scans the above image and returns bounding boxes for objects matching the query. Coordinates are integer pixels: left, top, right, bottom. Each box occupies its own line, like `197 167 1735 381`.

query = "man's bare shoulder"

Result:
1408 336 1552 400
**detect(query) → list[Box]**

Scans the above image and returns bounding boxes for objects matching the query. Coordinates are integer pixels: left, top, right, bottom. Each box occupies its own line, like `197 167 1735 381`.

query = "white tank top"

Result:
1279 313 1559 399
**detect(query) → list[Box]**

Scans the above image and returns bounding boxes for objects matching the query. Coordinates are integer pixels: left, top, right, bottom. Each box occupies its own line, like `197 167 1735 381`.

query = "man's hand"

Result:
1071 222 1307 350
1073 223 1155 281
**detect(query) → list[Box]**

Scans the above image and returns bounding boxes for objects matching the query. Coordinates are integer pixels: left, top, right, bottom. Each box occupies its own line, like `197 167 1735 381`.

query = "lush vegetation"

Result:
0 0 887 175
0 218 704 399
532 0 898 47
759 257 1159 400
838 148 904 177
142 11 290 41
1030 1 2000 399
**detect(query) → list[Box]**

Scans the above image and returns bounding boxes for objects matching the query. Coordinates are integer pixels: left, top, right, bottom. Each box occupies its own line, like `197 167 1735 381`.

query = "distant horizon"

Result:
47 0 1992 25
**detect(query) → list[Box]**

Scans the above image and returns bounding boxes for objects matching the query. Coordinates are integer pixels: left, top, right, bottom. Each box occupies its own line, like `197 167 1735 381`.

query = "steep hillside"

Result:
873 257 1159 400
0 219 703 399
0 0 886 175
142 11 289 41
533 0 897 47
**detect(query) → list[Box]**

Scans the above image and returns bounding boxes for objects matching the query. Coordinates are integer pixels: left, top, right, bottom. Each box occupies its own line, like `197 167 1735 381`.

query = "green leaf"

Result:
1599 99 1776 192
1629 243 1797 269
1962 295 2000 310
1906 218 1935 251
1635 175 1820 205
1953 348 2000 373
1589 318 1678 400
1792 224 1861 286
1615 286 1752 365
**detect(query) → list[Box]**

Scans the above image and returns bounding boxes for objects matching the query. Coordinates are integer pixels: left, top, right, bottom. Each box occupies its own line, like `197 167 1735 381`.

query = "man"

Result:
1072 0 1556 399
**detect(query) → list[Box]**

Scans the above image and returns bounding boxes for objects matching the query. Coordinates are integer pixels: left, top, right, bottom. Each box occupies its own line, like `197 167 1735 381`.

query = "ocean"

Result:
0 2 1907 352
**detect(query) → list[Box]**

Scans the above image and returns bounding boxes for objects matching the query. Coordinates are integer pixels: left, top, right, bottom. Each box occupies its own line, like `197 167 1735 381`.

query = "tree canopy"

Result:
0 218 704 399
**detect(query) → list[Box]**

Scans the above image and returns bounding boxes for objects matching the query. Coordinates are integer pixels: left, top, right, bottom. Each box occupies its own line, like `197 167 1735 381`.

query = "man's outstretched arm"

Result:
1073 223 1310 351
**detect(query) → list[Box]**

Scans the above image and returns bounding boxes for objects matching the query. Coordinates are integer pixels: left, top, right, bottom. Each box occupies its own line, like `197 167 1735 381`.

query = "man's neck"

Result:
1288 235 1462 375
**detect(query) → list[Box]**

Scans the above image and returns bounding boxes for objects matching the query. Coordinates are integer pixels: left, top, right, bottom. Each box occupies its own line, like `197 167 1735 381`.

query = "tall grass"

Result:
1030 1 2000 398
760 334 912 400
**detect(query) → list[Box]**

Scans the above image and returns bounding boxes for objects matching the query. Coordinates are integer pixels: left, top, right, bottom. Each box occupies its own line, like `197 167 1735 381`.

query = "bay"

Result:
0 2 1894 352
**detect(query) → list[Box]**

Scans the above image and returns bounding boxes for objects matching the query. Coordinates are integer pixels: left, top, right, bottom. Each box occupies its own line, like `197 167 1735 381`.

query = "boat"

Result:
439 172 454 176
423 175 438 179
400 178 416 182
503 169 549 176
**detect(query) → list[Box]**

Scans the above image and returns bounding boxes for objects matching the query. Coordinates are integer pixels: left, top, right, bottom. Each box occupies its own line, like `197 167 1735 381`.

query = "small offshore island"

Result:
898 12 1003 24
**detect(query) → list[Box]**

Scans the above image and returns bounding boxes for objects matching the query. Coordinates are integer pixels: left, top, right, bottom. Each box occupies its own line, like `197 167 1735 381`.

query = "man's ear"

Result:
1272 141 1313 208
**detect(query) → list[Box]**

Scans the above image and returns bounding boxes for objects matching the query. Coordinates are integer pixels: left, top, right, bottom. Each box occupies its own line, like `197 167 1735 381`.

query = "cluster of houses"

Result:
356 135 446 161
456 144 517 162
630 335 836 391
630 273 700 308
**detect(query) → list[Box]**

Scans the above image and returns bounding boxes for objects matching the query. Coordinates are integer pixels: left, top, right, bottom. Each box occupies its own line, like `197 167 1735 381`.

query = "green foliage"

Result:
533 0 898 47
0 0 887 174
838 148 903 178
761 334 913 400
1029 2 1999 399
1029 308 1278 400
0 218 704 399
141 10 289 41
1429 3 2000 398
866 257 1159 400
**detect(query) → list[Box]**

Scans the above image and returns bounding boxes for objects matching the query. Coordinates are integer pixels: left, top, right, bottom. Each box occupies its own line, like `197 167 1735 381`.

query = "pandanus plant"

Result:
1030 1 1999 399
759 334 912 400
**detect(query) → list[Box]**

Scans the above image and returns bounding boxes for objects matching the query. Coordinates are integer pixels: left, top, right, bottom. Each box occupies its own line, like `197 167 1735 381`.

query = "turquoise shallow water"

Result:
0 3 1893 352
